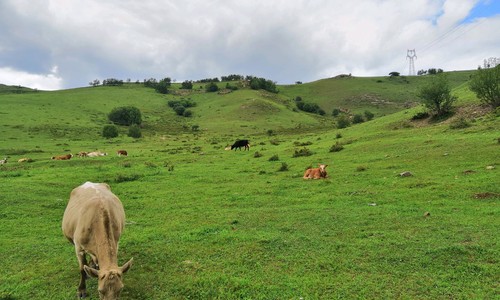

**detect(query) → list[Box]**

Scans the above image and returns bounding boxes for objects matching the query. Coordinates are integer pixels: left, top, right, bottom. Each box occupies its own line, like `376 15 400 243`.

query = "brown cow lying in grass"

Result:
52 154 73 160
303 164 328 179
116 150 128 157
62 182 133 299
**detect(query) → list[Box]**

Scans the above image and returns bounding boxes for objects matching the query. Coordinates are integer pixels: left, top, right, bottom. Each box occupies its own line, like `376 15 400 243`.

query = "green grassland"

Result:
0 73 498 299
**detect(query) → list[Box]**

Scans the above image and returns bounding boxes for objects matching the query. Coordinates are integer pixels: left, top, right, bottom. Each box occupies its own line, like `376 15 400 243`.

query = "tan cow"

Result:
87 151 108 157
18 157 33 163
303 164 328 179
52 154 73 160
62 182 133 299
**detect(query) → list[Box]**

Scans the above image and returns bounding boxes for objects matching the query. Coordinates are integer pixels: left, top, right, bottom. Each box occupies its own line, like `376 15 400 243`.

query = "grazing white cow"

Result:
0 157 7 164
62 182 133 299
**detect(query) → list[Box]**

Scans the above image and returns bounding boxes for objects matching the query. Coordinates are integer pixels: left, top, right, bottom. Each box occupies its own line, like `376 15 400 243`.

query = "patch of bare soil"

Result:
411 104 493 127
473 192 500 199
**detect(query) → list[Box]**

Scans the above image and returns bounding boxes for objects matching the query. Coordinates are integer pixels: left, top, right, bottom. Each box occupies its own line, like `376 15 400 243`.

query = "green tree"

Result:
469 65 500 108
108 106 142 126
102 124 119 138
155 77 171 94
181 80 193 89
417 74 457 116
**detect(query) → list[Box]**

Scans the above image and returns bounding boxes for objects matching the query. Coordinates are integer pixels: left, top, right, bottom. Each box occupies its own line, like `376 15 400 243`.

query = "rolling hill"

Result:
0 71 498 299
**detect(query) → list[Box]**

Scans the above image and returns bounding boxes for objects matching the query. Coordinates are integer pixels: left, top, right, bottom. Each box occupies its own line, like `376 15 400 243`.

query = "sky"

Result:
0 0 499 90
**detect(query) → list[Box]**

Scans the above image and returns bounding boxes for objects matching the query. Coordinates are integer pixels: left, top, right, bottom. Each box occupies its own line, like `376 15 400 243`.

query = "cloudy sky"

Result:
0 0 499 90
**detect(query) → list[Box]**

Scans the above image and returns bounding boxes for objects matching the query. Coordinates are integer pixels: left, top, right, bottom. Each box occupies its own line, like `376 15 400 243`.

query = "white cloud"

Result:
0 67 63 90
0 0 498 89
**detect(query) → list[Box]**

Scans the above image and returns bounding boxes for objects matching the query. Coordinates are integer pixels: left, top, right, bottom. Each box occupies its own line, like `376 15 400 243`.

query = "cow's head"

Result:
84 258 133 300
318 164 328 176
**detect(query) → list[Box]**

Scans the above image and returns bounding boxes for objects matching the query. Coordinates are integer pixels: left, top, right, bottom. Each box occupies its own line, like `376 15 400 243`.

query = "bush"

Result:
364 110 374 121
335 133 342 139
128 124 142 138
102 124 119 138
418 74 457 116
205 82 219 92
332 108 341 117
469 65 500 108
278 162 289 172
174 105 186 116
329 142 344 152
352 114 364 124
183 110 193 117
449 117 471 129
268 155 279 161
254 151 263 158
108 106 142 126
337 115 351 128
411 111 430 120
293 148 313 157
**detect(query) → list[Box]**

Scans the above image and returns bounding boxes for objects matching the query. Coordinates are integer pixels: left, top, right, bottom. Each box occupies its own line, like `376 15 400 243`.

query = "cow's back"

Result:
62 182 125 245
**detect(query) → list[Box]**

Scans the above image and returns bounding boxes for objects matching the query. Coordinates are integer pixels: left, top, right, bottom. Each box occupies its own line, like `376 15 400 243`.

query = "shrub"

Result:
102 124 119 138
254 151 263 158
128 124 142 138
364 110 374 121
418 74 457 116
329 142 344 152
278 162 289 172
332 108 341 117
174 105 186 116
183 110 193 117
411 111 430 120
449 117 471 129
335 133 342 139
108 106 142 126
293 148 313 157
268 155 279 161
352 114 364 124
205 82 219 92
469 65 500 108
356 166 367 172
337 115 351 128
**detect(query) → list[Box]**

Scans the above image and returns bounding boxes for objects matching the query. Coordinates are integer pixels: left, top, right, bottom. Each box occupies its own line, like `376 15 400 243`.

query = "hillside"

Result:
0 72 499 299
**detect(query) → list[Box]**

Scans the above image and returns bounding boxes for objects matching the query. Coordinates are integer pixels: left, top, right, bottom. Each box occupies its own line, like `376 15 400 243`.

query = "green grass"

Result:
0 74 498 299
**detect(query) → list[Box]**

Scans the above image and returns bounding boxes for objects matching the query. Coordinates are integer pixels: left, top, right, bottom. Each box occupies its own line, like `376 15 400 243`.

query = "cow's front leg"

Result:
76 249 88 298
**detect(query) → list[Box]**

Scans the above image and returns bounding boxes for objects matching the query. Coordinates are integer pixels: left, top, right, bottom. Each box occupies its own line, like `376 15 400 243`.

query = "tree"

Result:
469 65 500 108
108 106 142 126
417 74 457 116
389 72 400 77
102 125 119 138
155 77 171 94
181 80 193 89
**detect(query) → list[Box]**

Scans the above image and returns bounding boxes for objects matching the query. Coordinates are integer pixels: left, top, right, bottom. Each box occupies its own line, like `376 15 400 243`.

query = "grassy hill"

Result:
0 72 498 299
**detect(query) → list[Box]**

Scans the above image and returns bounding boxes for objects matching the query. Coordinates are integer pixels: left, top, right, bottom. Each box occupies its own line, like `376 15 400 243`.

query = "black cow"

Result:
225 139 250 151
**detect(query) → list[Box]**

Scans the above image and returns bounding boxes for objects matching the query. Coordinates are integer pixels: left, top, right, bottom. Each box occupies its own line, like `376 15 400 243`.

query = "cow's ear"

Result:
84 265 99 278
120 258 133 274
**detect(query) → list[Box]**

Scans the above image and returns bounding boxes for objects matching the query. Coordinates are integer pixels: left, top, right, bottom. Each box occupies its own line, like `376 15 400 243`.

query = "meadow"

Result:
0 74 498 299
